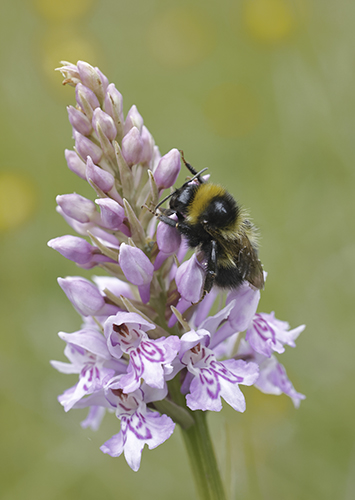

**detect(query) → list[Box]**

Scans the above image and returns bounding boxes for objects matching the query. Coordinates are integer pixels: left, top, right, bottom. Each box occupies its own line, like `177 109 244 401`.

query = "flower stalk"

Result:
181 411 227 500
168 376 227 499
49 60 305 493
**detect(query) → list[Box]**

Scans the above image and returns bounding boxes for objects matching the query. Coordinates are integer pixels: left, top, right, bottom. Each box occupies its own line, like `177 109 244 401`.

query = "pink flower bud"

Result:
119 243 154 303
86 157 123 205
124 105 143 135
176 254 204 304
77 61 105 102
56 193 98 223
121 127 144 166
226 283 261 332
92 108 117 141
154 219 181 270
140 126 155 165
86 156 114 191
157 220 181 254
48 235 96 265
67 105 93 136
154 149 181 189
168 254 205 328
58 276 105 316
57 62 80 86
95 67 109 93
65 150 86 179
75 83 100 119
95 198 125 230
104 83 124 128
74 131 102 164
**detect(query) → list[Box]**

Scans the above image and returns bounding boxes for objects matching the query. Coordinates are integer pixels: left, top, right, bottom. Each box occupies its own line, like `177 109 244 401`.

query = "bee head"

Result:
169 184 199 216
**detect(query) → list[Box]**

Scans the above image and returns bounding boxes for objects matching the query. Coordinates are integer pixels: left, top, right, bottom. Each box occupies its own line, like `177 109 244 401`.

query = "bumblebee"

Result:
154 153 264 300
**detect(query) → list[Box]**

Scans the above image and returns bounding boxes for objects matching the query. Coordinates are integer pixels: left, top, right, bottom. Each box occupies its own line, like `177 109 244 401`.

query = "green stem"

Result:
168 378 227 500
180 411 227 500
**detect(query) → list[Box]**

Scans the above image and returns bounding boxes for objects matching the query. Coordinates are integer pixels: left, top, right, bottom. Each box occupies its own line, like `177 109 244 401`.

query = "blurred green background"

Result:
1 0 354 499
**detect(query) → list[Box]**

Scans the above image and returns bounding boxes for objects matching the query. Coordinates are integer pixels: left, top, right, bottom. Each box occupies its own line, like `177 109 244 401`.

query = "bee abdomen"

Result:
214 265 245 289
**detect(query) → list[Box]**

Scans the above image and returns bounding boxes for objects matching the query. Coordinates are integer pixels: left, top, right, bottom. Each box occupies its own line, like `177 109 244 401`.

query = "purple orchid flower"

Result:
50 60 306 473
100 382 175 471
104 311 180 392
245 311 305 357
51 327 126 411
180 329 259 412
237 339 305 407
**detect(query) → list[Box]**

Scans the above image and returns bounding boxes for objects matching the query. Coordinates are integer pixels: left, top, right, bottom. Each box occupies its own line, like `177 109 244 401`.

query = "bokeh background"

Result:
1 0 354 499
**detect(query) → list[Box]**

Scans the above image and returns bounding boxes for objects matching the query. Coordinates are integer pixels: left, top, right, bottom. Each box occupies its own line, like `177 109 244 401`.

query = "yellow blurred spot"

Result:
243 0 297 43
147 7 216 69
0 172 37 231
245 385 290 416
40 26 100 95
203 83 259 138
33 0 93 22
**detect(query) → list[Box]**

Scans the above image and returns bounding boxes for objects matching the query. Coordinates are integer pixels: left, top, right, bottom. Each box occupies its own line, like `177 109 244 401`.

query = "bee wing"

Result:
212 231 264 290
204 225 264 290
236 235 264 289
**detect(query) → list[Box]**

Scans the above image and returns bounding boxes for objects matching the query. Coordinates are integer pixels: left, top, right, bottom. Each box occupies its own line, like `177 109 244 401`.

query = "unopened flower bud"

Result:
168 254 205 327
57 62 80 86
95 198 125 230
95 67 109 94
74 131 102 164
75 83 100 120
104 83 124 136
56 193 98 224
154 149 181 189
56 206 120 248
67 105 93 136
119 243 154 303
226 284 261 332
140 126 155 165
157 220 181 254
176 254 204 303
58 276 118 316
154 219 181 270
77 61 105 103
93 276 135 301
58 276 105 316
48 235 96 265
86 157 123 205
124 105 143 135
65 149 86 179
121 127 143 166
86 156 114 191
92 108 117 141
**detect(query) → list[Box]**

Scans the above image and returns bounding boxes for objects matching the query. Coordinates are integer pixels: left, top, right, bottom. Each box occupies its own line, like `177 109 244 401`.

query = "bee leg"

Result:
156 213 179 228
192 241 217 305
157 214 197 240
203 240 217 296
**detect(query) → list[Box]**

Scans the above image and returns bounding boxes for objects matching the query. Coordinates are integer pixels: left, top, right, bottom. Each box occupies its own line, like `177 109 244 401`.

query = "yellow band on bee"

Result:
187 183 226 224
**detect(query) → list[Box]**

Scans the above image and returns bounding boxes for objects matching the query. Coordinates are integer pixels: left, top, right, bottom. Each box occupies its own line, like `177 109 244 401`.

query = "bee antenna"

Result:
179 150 206 184
154 191 175 211
181 168 208 187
